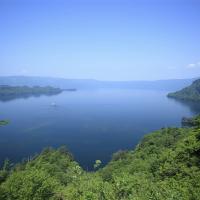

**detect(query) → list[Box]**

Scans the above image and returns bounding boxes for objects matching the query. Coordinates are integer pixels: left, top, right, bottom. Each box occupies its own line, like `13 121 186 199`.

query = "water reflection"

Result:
0 93 61 102
1 89 200 170
167 97 200 115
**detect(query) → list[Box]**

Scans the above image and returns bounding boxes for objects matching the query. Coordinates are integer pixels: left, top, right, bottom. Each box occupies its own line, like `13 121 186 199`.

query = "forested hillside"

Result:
0 85 62 96
0 116 200 199
0 85 62 101
168 79 200 101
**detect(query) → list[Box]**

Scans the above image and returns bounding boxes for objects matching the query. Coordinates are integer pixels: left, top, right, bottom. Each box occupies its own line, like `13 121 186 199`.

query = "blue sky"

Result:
0 0 200 80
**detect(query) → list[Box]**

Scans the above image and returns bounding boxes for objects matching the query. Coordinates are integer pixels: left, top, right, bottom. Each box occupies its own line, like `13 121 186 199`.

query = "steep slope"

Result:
168 79 200 101
0 116 200 200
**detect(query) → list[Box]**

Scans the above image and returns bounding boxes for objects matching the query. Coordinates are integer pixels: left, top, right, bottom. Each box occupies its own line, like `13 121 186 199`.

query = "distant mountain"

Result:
168 79 200 101
0 76 196 91
0 76 100 90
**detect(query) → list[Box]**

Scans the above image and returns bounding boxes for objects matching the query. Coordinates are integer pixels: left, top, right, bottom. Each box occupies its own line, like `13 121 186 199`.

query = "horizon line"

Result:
0 75 198 82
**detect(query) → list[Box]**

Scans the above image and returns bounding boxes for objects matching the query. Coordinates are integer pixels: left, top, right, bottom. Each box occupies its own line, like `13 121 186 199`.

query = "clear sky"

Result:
0 0 200 80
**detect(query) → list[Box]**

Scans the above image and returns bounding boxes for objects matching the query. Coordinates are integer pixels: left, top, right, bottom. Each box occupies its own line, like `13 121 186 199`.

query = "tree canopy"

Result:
0 85 62 101
168 79 200 101
0 116 200 200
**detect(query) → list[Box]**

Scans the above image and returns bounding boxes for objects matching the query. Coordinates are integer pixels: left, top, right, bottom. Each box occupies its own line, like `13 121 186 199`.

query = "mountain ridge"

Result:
168 79 200 101
0 76 197 91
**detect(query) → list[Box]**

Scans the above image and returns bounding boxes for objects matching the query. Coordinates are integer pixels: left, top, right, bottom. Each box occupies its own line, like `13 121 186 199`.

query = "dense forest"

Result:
168 79 200 101
0 120 9 126
0 116 200 200
0 85 62 96
0 85 62 101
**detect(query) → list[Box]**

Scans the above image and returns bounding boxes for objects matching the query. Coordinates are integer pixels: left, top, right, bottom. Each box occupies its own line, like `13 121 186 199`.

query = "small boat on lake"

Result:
51 102 57 107
63 88 77 91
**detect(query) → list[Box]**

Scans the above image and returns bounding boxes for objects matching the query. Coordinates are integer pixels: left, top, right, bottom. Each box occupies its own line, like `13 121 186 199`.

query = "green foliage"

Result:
0 85 62 101
0 159 11 184
111 150 129 161
0 120 9 126
168 79 200 101
0 169 60 200
182 115 200 128
1 116 200 199
93 160 102 169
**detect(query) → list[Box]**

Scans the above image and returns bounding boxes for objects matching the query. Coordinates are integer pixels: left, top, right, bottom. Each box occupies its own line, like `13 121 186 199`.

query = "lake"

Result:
0 89 200 170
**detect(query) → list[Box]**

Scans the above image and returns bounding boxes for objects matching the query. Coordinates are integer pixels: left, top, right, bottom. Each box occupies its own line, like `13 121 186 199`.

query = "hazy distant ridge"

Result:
0 76 196 91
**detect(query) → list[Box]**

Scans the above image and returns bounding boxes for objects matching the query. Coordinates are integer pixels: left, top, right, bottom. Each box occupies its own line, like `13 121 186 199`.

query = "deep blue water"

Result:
0 89 200 170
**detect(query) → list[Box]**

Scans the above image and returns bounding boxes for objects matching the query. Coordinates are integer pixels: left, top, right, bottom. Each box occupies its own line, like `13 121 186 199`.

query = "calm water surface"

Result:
0 89 200 170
